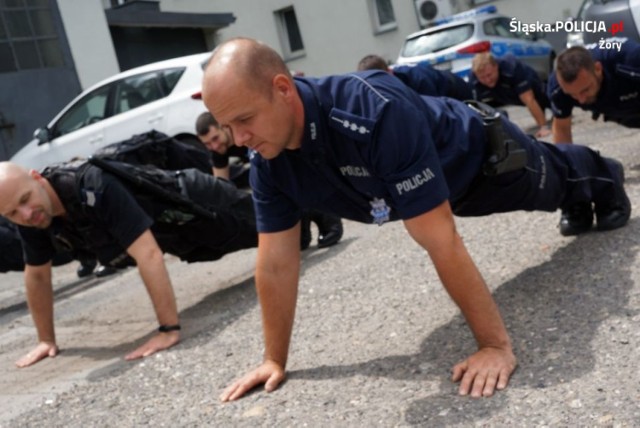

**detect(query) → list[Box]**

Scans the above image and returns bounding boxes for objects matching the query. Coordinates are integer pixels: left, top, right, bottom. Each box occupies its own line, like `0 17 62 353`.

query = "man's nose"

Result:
232 127 251 147
18 205 33 222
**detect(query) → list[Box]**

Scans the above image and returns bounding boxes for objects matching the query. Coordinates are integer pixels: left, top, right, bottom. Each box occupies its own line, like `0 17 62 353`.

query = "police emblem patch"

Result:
369 197 390 226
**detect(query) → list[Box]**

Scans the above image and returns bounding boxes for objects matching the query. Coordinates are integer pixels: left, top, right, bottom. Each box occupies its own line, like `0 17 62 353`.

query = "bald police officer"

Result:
202 38 630 402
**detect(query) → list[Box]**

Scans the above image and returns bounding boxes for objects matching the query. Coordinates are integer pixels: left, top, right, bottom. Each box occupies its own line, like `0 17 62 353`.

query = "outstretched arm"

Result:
403 200 516 397
213 165 231 180
519 89 549 138
16 262 59 368
124 229 180 360
220 222 301 401
552 116 573 144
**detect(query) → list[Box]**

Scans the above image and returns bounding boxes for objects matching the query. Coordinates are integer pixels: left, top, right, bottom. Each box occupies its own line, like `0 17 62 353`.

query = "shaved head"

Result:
200 37 305 159
0 160 29 180
0 161 61 227
0 162 32 204
203 37 291 106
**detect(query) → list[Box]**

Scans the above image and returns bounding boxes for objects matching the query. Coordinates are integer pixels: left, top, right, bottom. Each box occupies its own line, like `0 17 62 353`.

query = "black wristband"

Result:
158 324 181 333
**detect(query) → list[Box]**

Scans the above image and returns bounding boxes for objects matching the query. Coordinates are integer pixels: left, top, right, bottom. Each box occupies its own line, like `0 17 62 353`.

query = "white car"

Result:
11 52 212 170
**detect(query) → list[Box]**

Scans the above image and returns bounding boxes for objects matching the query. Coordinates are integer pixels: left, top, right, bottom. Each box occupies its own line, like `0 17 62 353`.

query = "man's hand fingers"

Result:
496 368 511 391
125 332 180 361
456 364 475 396
264 370 285 392
481 372 498 397
451 347 516 397
15 342 58 368
220 376 259 402
451 360 467 383
220 361 286 402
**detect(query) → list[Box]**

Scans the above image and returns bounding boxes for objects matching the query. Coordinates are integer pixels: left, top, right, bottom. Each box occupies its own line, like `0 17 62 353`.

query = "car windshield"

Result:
576 0 595 21
53 85 110 137
402 24 474 57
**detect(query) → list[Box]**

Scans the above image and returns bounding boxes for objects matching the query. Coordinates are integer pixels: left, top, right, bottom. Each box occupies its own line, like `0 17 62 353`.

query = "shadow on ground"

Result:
56 238 356 382
286 219 639 425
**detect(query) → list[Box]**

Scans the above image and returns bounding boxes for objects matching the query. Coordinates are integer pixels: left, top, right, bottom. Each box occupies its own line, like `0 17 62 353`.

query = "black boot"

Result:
559 202 593 236
95 265 118 277
300 214 312 250
314 212 343 249
76 258 97 278
595 158 631 232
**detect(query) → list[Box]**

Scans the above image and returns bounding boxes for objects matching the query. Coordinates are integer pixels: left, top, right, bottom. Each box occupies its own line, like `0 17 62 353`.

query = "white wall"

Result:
493 0 579 23
162 0 425 75
91 0 581 78
160 0 582 76
57 0 119 89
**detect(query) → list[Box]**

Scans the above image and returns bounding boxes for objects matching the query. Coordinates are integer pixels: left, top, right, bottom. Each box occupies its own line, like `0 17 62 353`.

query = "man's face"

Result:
203 73 299 160
557 65 603 105
0 170 54 229
199 125 231 154
475 63 499 88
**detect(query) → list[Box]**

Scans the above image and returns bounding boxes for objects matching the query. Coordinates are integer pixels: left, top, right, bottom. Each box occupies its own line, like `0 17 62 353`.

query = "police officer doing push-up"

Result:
548 38 640 144
195 111 344 249
356 54 473 101
0 159 257 368
201 38 631 401
469 53 551 138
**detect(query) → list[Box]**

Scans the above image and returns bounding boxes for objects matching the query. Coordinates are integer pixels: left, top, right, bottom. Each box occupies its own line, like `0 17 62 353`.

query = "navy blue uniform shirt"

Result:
392 61 473 101
470 55 547 108
548 38 640 125
250 71 487 233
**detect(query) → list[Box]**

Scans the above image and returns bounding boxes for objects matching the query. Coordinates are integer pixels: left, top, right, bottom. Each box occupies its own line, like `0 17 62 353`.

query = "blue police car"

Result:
396 6 555 81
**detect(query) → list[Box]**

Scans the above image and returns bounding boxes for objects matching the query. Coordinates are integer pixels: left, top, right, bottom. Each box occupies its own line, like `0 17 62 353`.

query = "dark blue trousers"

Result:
453 116 619 216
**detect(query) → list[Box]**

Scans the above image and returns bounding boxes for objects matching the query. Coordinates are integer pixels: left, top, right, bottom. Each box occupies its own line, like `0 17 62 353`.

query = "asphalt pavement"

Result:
1 107 639 427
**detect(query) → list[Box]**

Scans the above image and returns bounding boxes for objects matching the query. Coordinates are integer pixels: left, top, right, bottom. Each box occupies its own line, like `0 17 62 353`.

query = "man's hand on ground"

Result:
15 341 58 368
451 346 517 397
125 331 180 360
220 360 286 402
535 125 551 138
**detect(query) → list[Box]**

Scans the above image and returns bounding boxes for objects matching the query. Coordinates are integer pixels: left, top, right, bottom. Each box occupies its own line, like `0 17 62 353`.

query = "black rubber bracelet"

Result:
158 324 181 333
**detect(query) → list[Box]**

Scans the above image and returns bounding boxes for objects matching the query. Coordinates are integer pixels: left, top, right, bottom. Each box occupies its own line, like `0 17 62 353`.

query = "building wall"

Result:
162 0 428 74
3 0 582 160
57 0 119 89
161 0 580 76
0 0 82 159
493 0 578 23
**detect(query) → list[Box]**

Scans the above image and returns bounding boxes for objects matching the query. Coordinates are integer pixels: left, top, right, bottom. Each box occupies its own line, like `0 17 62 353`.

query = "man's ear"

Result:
273 74 294 99
29 169 43 182
594 61 603 78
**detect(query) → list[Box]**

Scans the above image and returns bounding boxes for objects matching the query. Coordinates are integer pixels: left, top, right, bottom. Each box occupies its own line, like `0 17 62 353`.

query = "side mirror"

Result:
34 127 51 145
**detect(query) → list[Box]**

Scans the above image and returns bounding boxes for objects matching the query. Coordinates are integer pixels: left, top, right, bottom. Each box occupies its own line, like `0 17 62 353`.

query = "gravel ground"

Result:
2 107 640 427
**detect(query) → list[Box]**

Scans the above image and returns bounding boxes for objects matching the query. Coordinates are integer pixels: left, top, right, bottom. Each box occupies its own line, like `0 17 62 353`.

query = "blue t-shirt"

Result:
548 38 640 124
250 71 487 233
392 61 473 100
470 55 546 107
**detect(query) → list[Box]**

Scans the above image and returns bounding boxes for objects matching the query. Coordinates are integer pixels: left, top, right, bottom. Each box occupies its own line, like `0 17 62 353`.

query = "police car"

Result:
396 5 554 81
566 0 640 47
